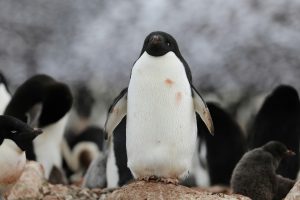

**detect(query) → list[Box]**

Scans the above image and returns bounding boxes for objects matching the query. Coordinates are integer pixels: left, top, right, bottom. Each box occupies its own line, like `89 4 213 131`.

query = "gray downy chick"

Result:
230 141 295 200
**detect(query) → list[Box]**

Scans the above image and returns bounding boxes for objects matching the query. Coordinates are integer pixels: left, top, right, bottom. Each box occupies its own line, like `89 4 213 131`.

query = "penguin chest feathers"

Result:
127 52 197 178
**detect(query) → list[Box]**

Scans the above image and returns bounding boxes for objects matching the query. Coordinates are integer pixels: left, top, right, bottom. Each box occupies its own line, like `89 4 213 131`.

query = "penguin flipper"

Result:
26 103 43 127
192 85 214 135
104 88 128 140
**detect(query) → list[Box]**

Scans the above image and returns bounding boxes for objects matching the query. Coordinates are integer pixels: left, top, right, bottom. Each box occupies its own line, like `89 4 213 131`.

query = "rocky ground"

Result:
6 161 298 200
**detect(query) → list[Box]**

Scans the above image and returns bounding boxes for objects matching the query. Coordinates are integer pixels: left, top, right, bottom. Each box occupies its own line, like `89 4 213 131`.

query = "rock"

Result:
284 180 300 200
106 180 251 200
7 161 45 200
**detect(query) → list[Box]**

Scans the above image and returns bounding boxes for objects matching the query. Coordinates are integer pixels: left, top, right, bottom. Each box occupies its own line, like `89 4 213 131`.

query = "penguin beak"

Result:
285 149 296 157
149 35 162 45
33 128 43 135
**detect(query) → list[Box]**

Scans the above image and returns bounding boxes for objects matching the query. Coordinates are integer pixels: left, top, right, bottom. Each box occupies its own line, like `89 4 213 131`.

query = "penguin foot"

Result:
158 177 179 185
137 175 159 182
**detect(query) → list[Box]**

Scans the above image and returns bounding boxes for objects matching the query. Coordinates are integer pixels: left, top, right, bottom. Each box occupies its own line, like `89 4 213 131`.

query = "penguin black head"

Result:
139 31 192 82
263 85 300 113
0 115 42 151
262 141 295 161
141 31 182 57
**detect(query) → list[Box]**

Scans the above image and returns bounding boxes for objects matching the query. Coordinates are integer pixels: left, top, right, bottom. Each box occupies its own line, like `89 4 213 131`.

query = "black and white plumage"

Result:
105 117 133 188
0 115 42 198
197 102 246 186
62 126 105 182
231 141 295 200
248 85 300 179
0 72 11 115
4 74 73 178
104 31 214 183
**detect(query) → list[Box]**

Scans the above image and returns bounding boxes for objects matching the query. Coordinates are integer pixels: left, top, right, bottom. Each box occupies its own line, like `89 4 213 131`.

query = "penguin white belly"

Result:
127 52 197 179
0 140 26 193
34 114 69 178
106 142 119 188
0 84 11 115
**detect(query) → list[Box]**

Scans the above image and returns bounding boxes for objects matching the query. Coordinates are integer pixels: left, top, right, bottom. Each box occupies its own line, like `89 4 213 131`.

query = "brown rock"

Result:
8 161 45 200
106 180 251 200
284 180 300 200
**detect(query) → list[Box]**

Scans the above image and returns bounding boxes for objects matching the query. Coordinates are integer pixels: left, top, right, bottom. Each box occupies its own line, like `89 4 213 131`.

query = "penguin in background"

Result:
0 115 42 199
62 126 105 184
248 85 300 179
4 74 73 179
231 141 295 200
104 31 214 184
0 72 11 115
197 102 247 186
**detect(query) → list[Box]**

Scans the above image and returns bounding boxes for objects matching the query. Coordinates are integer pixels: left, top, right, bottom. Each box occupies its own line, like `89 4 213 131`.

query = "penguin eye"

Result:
11 130 17 134
166 42 171 46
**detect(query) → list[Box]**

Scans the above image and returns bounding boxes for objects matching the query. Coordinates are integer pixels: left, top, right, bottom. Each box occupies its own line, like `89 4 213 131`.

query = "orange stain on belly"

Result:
164 78 174 87
176 92 182 105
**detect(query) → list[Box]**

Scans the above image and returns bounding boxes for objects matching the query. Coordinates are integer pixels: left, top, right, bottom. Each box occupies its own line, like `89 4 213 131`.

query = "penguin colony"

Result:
0 31 299 199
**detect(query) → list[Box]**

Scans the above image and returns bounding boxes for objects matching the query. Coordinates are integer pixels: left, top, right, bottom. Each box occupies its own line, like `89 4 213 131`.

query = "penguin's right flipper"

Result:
104 88 128 140
26 103 43 127
274 175 295 200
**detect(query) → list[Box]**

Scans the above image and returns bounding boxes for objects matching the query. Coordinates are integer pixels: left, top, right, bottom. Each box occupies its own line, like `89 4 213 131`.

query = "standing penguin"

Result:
0 115 42 199
230 141 295 200
197 102 246 186
105 31 214 184
4 74 73 179
248 85 300 179
0 72 11 115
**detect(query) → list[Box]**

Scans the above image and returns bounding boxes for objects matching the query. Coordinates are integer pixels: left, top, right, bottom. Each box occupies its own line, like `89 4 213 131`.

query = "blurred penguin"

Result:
83 117 133 189
0 115 42 199
0 72 11 115
62 126 105 184
231 141 295 200
4 74 73 180
248 85 300 179
197 102 246 186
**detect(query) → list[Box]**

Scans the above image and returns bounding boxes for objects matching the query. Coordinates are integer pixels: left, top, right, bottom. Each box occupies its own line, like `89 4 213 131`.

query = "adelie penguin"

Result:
231 141 296 200
248 85 300 179
62 126 105 184
105 31 214 184
0 72 11 115
4 74 73 180
196 102 246 186
0 115 42 199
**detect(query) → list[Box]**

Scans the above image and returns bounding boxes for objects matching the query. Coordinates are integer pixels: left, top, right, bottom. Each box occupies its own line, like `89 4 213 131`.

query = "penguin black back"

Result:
4 74 73 127
113 117 133 186
248 85 300 179
139 31 192 82
198 102 246 185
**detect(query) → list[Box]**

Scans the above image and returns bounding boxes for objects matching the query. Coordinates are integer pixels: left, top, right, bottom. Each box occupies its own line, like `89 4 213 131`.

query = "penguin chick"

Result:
0 72 11 115
4 74 73 178
104 31 214 184
0 115 42 198
231 141 295 200
248 85 300 179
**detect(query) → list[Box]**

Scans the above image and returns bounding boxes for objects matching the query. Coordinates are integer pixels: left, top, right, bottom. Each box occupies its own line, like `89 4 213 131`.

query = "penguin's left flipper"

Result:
192 85 214 135
104 88 128 140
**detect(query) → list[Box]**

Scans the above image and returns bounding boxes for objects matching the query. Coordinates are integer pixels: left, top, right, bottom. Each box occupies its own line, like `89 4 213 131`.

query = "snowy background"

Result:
0 0 299 127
